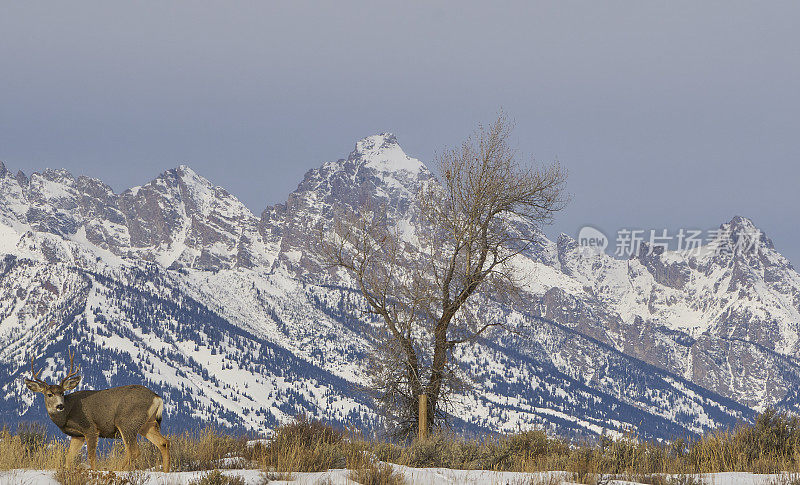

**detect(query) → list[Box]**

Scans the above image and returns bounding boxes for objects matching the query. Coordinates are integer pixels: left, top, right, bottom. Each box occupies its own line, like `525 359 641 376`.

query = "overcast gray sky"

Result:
1 1 798 266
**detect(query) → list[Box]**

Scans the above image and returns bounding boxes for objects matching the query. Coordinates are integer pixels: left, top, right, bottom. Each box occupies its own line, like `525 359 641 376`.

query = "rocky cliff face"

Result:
541 214 800 411
0 135 796 439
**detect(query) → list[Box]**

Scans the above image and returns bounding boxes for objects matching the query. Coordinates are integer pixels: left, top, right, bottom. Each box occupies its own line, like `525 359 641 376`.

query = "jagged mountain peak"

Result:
286 133 434 211
0 160 269 271
356 132 398 150
349 133 426 174
38 167 75 180
148 164 211 187
715 215 766 243
724 215 774 249
557 233 578 251
691 215 776 264
727 214 757 229
130 164 251 216
173 164 212 187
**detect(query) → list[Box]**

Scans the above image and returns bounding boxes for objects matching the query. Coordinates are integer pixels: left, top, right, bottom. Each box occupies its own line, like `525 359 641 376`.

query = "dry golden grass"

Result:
2 409 800 481
347 444 406 485
0 423 260 478
54 468 148 485
0 425 66 471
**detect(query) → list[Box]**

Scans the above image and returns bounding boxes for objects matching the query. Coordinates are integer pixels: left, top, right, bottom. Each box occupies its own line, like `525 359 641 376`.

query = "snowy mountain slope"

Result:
0 135 796 440
181 268 753 439
0 258 376 434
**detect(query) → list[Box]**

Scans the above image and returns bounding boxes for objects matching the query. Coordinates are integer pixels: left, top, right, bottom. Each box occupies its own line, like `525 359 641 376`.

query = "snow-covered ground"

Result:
0 468 794 485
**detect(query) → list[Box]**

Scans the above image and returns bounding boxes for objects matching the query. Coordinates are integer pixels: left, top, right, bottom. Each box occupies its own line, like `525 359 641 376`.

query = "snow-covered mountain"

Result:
0 134 796 440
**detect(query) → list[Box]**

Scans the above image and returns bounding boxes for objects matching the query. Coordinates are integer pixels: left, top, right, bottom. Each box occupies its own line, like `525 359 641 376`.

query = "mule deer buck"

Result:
23 350 170 471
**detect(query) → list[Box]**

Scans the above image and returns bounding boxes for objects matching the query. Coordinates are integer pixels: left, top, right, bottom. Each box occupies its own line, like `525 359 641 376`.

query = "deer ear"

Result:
62 375 81 391
24 379 46 393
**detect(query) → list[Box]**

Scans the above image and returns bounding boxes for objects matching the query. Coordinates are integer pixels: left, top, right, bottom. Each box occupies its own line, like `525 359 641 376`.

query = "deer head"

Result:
24 350 82 415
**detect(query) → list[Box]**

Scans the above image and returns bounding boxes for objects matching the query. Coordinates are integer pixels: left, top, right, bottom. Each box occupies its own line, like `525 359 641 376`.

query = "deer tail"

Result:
149 396 164 425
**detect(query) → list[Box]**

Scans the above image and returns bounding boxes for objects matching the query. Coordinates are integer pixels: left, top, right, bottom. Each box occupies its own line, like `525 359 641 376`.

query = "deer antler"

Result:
60 349 81 386
28 358 47 385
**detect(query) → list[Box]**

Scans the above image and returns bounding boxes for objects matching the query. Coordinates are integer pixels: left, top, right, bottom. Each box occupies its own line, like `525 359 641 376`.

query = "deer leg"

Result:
65 436 85 467
143 422 170 473
119 427 141 470
85 434 98 469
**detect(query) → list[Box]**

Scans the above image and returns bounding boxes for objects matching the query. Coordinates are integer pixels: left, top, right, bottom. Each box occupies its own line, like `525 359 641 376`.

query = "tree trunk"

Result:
424 315 452 433
418 394 428 440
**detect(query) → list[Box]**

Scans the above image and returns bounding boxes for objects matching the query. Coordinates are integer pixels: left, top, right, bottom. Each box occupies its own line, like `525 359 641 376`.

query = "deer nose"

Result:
56 404 64 411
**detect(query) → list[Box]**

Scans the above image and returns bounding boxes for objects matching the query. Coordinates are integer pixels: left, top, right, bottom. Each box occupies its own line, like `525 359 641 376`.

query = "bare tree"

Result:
322 113 567 439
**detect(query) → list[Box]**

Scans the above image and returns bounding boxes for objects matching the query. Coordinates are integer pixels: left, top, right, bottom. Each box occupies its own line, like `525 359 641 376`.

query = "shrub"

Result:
54 469 147 485
349 461 406 485
261 415 351 475
16 421 48 455
398 433 476 468
486 430 570 471
348 451 406 485
188 469 247 485
54 466 91 485
270 414 344 447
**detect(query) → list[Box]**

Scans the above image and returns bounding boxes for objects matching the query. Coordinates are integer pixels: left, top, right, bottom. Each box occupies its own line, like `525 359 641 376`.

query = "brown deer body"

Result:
24 351 170 471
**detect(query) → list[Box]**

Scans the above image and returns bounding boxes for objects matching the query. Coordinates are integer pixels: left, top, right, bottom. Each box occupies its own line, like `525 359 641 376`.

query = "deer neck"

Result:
47 408 68 429
47 397 76 430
